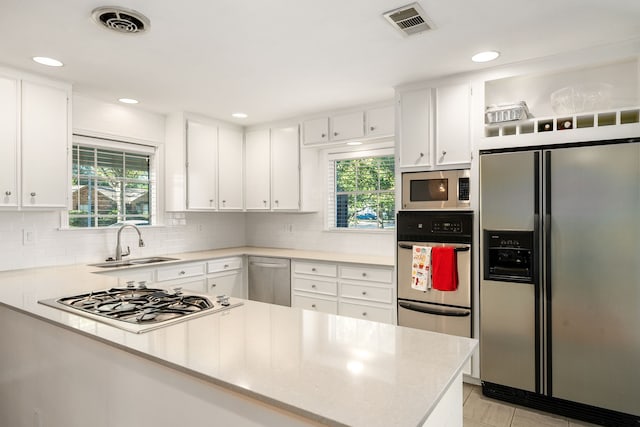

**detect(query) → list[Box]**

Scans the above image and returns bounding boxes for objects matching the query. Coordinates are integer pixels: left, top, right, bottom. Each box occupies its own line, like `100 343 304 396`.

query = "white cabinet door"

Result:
218 126 244 210
330 111 364 141
186 120 218 210
207 271 243 298
399 88 431 168
365 105 394 138
302 117 329 145
245 129 270 210
271 125 299 210
21 81 68 208
435 83 471 166
0 76 18 207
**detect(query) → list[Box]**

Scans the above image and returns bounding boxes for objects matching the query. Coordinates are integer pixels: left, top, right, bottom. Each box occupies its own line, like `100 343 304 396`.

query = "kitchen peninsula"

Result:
0 251 476 427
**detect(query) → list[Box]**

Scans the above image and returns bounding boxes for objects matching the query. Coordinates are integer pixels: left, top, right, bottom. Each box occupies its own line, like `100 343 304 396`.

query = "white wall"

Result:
0 211 246 271
245 212 395 257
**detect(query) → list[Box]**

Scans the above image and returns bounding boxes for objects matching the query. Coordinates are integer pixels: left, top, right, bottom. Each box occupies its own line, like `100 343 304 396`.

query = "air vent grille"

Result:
91 6 150 34
383 3 433 37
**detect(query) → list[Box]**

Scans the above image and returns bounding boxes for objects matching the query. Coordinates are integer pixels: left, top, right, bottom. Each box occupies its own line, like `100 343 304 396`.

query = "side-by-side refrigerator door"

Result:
480 150 539 393
547 143 640 416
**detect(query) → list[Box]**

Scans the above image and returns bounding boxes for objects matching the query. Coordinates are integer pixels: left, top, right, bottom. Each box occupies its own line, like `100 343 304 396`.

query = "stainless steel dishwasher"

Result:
248 256 291 306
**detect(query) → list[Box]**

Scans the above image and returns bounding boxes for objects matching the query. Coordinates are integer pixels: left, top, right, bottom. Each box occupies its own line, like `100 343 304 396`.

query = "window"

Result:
328 149 395 230
69 138 155 228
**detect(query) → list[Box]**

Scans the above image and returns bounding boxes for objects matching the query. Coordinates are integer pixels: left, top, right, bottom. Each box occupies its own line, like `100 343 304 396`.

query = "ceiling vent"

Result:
91 6 150 34
383 3 433 37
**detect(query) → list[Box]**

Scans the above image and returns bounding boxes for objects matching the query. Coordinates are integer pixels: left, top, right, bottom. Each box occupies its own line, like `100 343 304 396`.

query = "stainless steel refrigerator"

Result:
479 139 640 425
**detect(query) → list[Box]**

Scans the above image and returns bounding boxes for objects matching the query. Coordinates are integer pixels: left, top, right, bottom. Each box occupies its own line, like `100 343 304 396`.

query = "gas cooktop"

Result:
39 286 243 334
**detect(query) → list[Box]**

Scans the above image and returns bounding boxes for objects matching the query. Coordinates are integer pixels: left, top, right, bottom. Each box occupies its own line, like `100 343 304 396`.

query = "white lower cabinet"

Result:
206 256 244 298
293 294 338 314
292 260 395 324
339 300 394 324
98 256 245 298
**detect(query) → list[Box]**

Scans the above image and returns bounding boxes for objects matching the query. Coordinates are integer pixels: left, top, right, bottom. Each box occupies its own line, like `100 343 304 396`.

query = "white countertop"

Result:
0 253 476 427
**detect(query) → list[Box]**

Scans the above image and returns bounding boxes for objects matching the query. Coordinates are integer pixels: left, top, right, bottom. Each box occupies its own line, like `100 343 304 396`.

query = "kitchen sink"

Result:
89 256 179 268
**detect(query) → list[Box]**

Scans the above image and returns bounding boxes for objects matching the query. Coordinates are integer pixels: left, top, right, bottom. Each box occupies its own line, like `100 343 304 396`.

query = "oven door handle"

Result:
398 301 470 317
398 243 413 250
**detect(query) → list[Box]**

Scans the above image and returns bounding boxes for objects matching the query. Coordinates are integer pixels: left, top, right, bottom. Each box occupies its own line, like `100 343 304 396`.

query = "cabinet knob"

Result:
419 152 424 158
4 191 10 196
362 291 367 296
442 150 447 156
362 312 367 317
361 272 367 277
275 200 279 204
223 264 229 269
370 126 375 131
179 270 186 275
333 132 339 137
321 133 326 138
311 284 317 288
311 268 317 272
222 200 226 204
30 192 36 197
311 304 316 308
211 283 217 288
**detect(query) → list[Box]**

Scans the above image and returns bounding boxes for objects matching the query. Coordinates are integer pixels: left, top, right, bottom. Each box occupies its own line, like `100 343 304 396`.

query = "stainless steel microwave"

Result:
401 169 470 209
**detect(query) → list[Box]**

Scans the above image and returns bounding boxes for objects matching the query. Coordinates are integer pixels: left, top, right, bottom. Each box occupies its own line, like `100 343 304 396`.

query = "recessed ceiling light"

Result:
232 112 248 119
32 56 63 67
346 141 363 146
118 98 139 104
471 51 500 63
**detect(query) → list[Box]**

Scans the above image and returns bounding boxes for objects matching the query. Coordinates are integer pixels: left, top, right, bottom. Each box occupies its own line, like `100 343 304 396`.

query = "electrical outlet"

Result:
23 228 36 246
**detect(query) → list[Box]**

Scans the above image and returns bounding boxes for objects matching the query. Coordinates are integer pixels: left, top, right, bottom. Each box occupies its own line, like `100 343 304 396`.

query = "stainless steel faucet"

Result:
115 224 145 260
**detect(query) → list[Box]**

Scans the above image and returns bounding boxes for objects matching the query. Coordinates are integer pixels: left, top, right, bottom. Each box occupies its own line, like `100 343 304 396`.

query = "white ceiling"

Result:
1 0 639 125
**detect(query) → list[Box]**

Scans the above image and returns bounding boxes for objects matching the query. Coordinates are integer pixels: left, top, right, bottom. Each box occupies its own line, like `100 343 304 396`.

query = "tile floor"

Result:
463 383 601 427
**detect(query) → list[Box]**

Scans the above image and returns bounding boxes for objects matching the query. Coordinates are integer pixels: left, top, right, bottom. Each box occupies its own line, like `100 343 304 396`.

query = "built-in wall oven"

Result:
397 210 473 338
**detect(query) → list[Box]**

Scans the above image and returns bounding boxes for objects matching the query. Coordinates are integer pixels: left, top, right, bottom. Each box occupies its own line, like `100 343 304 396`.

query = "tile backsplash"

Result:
0 210 394 272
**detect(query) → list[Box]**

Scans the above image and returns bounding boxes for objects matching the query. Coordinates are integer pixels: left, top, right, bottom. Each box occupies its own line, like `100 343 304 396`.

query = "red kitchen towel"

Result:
431 247 458 291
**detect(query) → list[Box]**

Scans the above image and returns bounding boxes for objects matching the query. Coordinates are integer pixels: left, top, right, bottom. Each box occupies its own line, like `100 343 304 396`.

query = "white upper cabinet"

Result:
399 88 432 168
398 83 471 169
365 105 394 138
186 120 218 210
21 80 69 208
165 113 244 211
330 111 364 141
302 117 329 145
435 83 471 166
0 76 18 207
218 126 244 210
271 125 300 210
244 128 271 210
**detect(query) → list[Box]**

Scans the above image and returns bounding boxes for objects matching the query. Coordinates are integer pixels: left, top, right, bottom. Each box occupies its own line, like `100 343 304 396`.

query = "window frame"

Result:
326 144 395 232
65 135 158 229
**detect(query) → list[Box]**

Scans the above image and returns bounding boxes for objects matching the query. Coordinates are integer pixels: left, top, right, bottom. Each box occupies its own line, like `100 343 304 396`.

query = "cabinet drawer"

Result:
293 261 337 277
293 294 338 314
207 257 243 273
156 263 205 282
340 283 392 303
340 265 393 283
293 277 337 296
339 301 393 324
